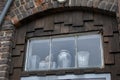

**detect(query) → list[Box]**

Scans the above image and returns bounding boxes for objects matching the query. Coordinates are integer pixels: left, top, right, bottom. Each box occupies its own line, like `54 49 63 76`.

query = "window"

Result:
21 74 110 80
25 33 104 71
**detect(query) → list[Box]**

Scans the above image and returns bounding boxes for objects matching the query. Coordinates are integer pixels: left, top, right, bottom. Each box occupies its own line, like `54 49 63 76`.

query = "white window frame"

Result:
25 32 104 71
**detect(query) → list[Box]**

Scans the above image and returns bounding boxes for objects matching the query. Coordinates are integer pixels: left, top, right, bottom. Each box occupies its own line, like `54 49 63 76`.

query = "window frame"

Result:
24 32 104 71
21 73 111 80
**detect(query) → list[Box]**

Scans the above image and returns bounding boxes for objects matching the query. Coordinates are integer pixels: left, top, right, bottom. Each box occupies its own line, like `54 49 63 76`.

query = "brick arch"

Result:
9 0 117 26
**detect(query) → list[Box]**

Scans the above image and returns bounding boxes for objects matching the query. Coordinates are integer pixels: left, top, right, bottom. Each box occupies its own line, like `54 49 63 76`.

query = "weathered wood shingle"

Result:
10 11 119 80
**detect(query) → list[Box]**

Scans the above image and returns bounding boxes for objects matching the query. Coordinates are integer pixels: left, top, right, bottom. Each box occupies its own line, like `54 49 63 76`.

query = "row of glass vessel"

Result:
28 50 90 70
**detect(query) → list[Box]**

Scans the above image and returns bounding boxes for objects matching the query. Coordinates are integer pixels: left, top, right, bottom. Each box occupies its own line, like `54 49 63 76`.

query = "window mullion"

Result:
49 37 52 69
75 35 78 68
100 35 104 68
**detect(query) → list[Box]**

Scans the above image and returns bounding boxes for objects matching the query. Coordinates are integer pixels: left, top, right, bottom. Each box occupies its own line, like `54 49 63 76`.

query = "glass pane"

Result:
21 77 40 80
47 76 57 80
25 33 103 71
21 74 110 80
51 36 76 69
25 39 50 71
77 34 103 68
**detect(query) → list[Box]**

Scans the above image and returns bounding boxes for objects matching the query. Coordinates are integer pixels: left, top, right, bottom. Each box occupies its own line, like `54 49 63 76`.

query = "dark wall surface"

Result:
10 11 120 80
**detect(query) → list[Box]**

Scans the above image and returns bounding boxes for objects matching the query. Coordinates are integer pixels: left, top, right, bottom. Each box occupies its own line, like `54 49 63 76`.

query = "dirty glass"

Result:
25 34 103 71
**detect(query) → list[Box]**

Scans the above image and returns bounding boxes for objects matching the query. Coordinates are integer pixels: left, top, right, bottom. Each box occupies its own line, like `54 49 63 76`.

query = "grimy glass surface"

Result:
21 74 110 80
51 37 75 69
77 35 103 68
25 34 103 71
25 39 50 71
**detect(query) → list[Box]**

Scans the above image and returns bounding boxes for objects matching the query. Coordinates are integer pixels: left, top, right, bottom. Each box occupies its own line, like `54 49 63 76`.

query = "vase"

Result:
58 50 71 68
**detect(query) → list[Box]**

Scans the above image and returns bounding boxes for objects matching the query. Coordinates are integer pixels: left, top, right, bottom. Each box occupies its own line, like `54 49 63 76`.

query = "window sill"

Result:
21 68 104 77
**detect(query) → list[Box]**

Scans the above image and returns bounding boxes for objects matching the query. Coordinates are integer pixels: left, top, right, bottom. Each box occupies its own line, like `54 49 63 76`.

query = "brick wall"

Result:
8 0 118 25
0 1 13 80
0 1 14 78
0 19 14 80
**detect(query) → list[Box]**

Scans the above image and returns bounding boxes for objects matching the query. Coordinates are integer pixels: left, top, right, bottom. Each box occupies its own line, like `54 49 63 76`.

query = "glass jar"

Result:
58 50 71 68
77 51 90 68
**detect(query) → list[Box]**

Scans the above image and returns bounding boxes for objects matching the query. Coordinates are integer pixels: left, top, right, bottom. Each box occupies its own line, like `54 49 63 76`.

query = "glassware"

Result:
51 62 56 69
39 56 49 70
39 60 49 70
29 55 40 70
58 50 71 68
77 51 90 68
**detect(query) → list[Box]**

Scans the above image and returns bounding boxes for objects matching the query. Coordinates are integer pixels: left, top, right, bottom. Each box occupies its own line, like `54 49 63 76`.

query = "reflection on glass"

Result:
51 37 75 69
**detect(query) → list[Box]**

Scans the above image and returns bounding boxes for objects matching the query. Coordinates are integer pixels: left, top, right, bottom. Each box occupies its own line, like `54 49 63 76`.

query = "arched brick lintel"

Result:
10 0 117 27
